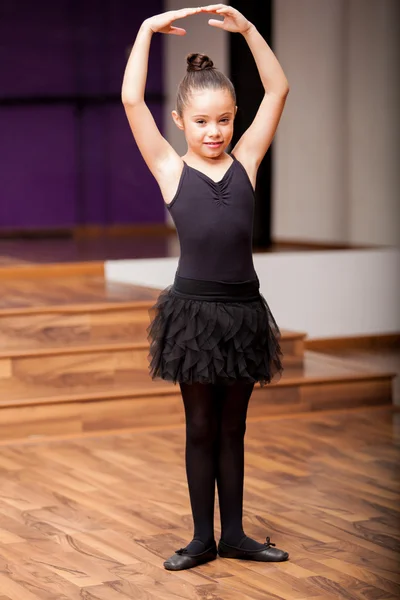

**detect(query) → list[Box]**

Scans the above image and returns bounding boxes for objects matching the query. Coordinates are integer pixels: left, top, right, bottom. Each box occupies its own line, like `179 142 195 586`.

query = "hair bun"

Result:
186 53 214 72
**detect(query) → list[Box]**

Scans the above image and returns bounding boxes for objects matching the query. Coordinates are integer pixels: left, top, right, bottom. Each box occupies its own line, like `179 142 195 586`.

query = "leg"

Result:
179 381 218 554
216 380 267 551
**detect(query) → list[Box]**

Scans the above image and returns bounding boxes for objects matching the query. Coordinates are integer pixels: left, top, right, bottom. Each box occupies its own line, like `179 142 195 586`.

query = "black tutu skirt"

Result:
146 274 284 387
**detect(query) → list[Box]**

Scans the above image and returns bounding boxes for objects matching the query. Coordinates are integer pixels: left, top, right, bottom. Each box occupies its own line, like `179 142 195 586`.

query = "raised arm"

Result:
121 7 200 181
202 4 289 179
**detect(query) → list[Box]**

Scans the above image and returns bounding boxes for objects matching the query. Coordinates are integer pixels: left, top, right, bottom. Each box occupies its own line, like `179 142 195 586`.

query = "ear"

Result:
172 110 184 131
234 105 238 116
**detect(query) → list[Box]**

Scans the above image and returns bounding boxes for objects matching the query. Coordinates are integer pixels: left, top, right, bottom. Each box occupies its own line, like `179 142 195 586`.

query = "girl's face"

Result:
172 88 237 158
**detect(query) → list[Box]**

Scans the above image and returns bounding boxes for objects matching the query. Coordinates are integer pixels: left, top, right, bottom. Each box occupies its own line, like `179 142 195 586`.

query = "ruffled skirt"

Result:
146 274 284 387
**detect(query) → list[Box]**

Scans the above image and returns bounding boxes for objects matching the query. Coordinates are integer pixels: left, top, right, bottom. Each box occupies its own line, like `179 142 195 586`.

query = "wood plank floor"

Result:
0 406 398 600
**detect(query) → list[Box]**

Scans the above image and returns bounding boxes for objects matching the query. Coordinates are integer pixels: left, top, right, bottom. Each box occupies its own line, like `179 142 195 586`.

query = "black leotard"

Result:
166 154 258 282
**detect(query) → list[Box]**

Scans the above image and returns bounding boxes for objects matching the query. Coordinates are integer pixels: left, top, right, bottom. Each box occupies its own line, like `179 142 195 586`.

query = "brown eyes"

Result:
195 119 230 124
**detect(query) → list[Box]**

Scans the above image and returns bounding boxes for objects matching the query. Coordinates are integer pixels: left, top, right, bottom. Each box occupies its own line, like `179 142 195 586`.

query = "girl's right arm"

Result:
121 8 200 192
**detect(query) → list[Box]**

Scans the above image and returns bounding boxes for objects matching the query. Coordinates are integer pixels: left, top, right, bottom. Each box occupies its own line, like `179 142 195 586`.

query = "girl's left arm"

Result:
234 23 289 168
202 4 289 178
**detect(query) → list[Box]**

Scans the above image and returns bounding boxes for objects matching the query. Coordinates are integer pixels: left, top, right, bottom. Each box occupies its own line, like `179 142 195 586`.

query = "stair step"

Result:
0 307 153 354
0 351 394 441
0 337 307 409
0 274 395 442
0 343 309 407
0 274 307 367
0 350 394 407
0 303 307 372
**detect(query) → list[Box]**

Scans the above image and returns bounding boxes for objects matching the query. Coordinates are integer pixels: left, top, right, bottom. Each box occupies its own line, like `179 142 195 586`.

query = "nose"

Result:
208 123 220 137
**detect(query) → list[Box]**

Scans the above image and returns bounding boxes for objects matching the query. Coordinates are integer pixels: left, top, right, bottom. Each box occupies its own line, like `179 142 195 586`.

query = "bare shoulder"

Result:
154 154 185 206
231 150 258 191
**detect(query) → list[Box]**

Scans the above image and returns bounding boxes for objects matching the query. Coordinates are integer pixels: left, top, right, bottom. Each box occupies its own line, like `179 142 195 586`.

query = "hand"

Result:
144 7 201 36
200 4 252 34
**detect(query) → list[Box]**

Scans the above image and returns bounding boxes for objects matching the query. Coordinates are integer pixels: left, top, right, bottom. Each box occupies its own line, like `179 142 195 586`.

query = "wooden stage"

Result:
0 256 399 598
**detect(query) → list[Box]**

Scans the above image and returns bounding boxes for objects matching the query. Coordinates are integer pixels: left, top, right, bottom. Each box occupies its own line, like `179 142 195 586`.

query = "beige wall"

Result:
347 0 400 246
273 0 400 247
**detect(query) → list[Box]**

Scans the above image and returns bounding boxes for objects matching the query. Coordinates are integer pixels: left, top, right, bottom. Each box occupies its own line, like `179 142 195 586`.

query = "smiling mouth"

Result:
205 142 222 146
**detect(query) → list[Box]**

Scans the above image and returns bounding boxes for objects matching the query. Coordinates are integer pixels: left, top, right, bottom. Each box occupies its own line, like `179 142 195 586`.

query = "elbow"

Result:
267 82 290 100
121 95 142 107
121 86 143 107
281 82 290 97
121 90 133 105
121 91 130 105
277 76 290 98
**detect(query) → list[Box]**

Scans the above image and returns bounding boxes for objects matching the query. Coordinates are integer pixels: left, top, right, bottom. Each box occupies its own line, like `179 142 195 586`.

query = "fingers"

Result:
201 4 232 13
173 6 201 19
201 4 227 9
169 26 187 36
208 18 225 29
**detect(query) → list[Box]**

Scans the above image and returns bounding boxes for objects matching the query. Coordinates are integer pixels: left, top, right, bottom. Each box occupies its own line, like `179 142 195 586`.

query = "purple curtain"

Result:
0 0 164 230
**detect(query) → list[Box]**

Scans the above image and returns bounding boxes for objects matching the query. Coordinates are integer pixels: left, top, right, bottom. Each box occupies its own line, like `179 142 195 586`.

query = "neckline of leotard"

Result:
183 153 236 185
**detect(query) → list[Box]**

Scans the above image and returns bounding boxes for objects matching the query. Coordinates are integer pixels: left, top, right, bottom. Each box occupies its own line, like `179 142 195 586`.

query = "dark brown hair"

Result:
176 53 236 117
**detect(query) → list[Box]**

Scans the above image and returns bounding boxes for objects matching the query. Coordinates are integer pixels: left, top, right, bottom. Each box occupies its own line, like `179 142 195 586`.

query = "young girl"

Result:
122 4 289 571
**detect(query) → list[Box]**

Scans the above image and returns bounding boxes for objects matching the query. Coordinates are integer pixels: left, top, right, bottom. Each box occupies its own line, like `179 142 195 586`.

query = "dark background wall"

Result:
0 0 164 232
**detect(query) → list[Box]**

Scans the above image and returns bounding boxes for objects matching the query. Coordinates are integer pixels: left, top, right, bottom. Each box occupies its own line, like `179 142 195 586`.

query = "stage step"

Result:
0 274 306 366
0 306 306 367
0 306 154 354
0 331 307 406
0 351 395 441
0 274 396 442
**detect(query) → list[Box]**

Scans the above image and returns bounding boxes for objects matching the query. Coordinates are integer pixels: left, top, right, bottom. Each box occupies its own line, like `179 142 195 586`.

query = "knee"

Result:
220 419 247 440
186 417 218 447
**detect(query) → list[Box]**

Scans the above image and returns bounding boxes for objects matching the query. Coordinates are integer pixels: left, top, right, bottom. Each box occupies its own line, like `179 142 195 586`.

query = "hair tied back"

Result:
186 53 214 72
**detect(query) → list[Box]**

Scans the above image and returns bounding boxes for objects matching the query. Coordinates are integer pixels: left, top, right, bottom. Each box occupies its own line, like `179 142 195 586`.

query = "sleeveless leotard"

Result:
166 154 258 283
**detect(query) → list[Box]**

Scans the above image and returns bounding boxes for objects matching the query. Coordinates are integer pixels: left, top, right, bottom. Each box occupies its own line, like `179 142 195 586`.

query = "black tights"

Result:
179 380 264 553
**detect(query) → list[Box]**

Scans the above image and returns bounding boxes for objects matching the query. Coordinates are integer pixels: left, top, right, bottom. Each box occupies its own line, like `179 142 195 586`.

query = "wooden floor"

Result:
0 406 398 599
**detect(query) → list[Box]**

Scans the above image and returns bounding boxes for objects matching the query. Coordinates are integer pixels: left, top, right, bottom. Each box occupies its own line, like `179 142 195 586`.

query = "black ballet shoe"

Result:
217 536 289 562
163 541 218 571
